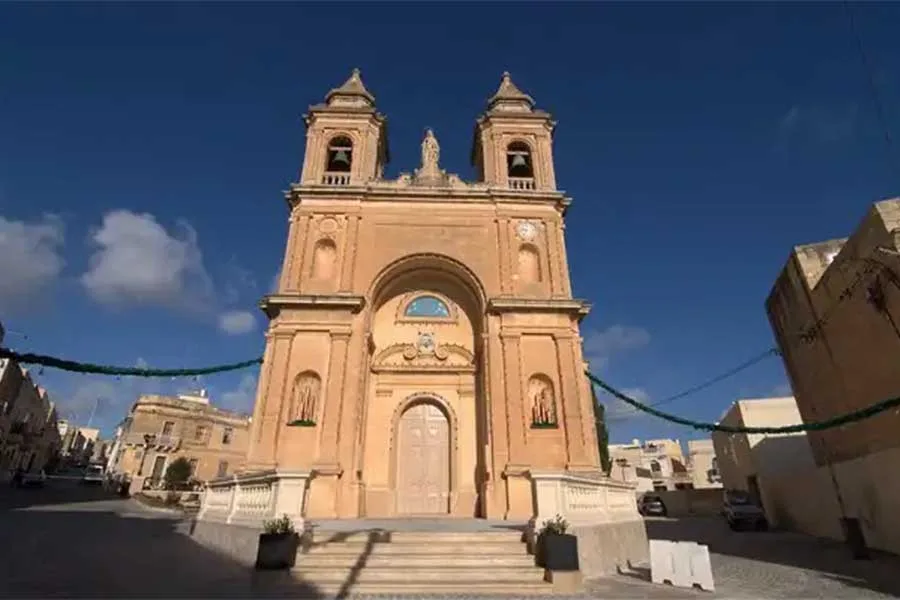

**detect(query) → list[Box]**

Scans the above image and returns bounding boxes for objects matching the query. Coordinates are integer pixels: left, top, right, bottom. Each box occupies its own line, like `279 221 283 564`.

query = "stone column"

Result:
245 332 292 470
554 333 594 470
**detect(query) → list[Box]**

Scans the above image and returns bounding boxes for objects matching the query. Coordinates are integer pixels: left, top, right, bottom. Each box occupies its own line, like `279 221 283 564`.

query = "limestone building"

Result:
608 438 694 491
686 439 722 490
202 71 642 532
108 390 250 485
766 199 900 554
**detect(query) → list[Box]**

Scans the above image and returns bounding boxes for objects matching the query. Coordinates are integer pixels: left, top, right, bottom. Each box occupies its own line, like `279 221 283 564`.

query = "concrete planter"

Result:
536 532 579 572
255 532 300 570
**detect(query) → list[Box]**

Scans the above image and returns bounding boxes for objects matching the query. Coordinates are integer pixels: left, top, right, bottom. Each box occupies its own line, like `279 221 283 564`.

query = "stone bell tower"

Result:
471 72 558 192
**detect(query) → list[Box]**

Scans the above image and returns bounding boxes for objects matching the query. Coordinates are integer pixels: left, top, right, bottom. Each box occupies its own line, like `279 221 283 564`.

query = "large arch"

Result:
356 252 490 518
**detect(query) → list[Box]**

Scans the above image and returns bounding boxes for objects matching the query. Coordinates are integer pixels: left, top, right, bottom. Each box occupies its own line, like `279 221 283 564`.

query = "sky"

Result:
1 3 899 444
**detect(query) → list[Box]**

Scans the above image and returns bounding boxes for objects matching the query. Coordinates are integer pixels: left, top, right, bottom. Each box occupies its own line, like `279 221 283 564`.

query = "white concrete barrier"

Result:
649 539 714 592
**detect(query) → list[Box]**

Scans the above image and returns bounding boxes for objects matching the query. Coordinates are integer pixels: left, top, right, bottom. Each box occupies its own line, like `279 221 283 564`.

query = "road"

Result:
1 482 899 599
643 516 900 599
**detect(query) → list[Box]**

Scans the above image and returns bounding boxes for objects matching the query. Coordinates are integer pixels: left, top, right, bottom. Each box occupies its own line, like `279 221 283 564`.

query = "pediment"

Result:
371 342 475 373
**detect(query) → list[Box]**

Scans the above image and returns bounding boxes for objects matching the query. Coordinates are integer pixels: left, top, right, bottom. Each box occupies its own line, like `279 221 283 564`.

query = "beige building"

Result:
766 198 900 554
109 390 250 485
0 359 61 477
686 439 722 490
608 438 694 491
199 70 642 546
711 397 815 502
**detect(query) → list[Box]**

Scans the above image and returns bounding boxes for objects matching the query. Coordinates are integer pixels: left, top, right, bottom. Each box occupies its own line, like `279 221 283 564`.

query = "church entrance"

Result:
396 401 451 515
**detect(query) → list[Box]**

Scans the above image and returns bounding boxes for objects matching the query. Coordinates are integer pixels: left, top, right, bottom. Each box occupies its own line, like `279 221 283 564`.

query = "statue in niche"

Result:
291 372 321 425
421 128 440 173
528 376 557 426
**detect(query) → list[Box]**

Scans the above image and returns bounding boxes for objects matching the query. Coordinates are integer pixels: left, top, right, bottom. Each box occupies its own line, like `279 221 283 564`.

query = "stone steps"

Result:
292 528 553 595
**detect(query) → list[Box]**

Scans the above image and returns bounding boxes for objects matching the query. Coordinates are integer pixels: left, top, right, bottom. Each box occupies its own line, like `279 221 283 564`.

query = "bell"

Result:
332 150 350 165
510 153 528 168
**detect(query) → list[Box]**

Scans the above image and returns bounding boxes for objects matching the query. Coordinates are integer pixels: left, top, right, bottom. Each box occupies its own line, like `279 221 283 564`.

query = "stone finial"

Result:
487 71 535 111
325 67 375 107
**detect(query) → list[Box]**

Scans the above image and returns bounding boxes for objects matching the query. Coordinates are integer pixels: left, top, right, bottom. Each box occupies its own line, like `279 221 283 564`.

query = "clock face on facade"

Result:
517 220 537 241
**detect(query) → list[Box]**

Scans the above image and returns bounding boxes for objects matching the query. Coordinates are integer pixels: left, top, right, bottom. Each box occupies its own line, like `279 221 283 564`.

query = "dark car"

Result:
638 494 668 517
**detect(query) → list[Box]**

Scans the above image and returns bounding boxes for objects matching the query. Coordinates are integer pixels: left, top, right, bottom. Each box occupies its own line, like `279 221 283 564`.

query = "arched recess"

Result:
289 371 321 424
506 140 534 179
359 253 489 517
325 135 353 173
389 393 458 515
526 374 558 426
311 238 338 280
517 244 542 284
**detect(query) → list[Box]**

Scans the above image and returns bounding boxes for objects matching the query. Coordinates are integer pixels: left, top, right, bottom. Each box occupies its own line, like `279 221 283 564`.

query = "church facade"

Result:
241 70 604 521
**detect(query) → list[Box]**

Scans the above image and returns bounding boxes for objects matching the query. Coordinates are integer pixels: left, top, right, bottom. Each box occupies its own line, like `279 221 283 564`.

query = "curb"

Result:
129 497 183 515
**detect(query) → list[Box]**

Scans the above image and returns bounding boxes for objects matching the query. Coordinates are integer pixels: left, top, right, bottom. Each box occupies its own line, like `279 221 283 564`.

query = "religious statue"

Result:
291 372 321 424
421 128 440 172
528 376 557 426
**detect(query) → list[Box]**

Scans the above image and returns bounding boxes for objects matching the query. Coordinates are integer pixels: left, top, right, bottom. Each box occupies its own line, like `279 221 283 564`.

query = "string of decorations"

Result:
587 370 900 434
0 348 262 377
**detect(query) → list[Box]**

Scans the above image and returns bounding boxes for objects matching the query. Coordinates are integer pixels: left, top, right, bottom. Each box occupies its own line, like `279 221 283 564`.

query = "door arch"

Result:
394 400 451 515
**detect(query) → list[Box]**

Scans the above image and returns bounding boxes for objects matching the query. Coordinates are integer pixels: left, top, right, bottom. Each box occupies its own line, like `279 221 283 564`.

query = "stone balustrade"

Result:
508 176 536 190
197 470 311 528
528 470 640 536
322 172 351 186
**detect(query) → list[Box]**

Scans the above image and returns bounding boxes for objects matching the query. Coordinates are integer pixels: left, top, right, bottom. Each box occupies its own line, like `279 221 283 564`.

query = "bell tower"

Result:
299 69 390 186
471 72 557 192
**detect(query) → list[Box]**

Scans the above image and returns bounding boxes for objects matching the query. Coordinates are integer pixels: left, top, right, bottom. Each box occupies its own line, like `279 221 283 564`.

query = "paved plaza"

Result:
1 482 899 599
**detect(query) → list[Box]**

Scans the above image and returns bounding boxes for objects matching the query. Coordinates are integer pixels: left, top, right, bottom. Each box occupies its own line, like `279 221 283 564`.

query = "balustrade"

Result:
508 176 535 191
322 172 351 186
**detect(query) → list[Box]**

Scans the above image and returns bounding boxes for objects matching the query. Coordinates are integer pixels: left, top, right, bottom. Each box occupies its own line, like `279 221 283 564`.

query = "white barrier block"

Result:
648 539 715 592
649 539 676 585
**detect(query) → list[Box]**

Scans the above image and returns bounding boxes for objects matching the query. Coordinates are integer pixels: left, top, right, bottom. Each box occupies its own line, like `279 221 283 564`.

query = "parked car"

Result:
81 465 105 486
638 494 668 517
723 489 768 531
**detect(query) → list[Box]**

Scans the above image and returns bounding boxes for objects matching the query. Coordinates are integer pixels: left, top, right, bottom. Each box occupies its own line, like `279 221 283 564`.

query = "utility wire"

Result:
843 1 900 181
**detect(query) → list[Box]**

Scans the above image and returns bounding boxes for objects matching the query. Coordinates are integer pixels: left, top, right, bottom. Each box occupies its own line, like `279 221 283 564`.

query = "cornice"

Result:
259 294 366 319
488 297 591 321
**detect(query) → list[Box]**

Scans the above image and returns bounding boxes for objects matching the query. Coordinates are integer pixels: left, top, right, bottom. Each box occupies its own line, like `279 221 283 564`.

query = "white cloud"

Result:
81 210 213 309
603 386 651 421
219 372 258 413
218 310 257 335
583 324 650 370
771 382 793 397
0 214 65 314
55 357 164 427
776 104 859 150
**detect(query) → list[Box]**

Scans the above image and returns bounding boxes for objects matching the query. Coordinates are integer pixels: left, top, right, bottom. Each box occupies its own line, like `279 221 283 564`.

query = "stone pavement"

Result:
2 482 899 599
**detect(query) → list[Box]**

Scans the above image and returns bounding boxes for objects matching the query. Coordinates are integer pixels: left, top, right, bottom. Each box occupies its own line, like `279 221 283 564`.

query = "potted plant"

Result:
255 514 301 570
536 514 579 572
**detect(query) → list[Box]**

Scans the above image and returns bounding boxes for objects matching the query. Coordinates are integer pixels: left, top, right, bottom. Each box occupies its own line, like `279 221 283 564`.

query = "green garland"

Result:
585 370 900 434
4 344 899 434
0 348 262 377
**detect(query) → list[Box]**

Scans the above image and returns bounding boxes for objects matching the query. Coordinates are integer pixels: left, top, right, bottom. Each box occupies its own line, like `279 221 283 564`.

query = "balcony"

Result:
508 177 535 191
321 172 351 186
124 432 181 451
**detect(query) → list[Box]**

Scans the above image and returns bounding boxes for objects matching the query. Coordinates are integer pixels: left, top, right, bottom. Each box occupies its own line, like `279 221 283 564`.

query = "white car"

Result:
82 465 105 485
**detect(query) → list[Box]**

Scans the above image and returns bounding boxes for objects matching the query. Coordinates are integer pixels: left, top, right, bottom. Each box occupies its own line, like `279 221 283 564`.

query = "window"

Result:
650 460 661 473
222 427 233 445
216 460 229 478
404 295 450 319
161 421 175 436
194 425 208 441
326 136 353 172
506 141 534 178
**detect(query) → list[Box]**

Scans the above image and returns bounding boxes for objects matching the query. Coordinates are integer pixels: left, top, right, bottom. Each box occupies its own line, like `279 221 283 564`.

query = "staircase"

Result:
291 527 553 595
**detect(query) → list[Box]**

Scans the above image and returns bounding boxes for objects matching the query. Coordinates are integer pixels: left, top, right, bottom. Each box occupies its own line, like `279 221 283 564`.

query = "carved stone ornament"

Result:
416 331 436 355
319 217 339 234
517 220 537 241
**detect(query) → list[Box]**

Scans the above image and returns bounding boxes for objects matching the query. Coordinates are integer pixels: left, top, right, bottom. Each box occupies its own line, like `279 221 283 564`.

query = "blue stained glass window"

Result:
405 295 451 318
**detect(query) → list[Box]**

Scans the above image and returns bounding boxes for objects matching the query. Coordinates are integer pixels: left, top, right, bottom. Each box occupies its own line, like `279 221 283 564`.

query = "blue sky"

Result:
1 3 898 443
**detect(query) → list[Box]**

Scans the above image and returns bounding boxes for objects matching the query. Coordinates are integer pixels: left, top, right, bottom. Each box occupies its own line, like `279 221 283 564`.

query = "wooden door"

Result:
396 402 450 515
